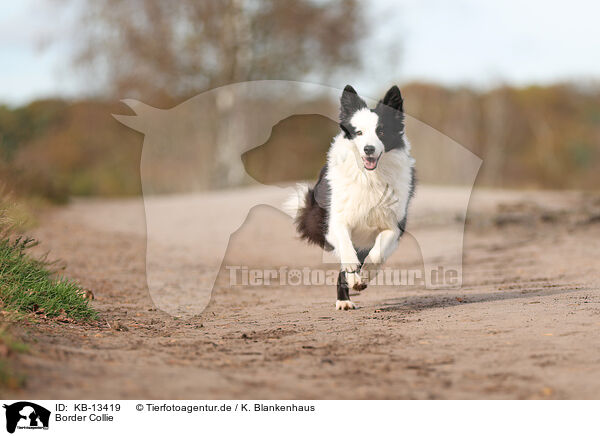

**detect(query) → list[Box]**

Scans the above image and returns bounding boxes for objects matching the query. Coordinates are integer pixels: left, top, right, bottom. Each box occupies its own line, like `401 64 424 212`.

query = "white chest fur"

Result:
326 135 414 249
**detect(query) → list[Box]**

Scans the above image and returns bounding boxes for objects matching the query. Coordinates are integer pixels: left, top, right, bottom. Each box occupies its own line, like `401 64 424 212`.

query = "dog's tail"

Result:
282 183 310 219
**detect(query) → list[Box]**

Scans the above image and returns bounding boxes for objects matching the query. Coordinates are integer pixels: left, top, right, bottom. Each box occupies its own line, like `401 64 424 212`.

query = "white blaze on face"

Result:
349 108 384 169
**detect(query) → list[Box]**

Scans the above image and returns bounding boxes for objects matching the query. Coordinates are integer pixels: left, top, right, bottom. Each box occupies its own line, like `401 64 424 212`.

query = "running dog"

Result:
285 85 415 310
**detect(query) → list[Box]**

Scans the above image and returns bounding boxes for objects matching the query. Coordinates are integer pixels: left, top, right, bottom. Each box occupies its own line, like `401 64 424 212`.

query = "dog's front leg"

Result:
328 220 360 310
362 228 401 280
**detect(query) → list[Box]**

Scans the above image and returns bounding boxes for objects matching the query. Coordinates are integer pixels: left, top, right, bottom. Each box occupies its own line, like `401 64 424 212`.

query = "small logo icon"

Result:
3 402 50 434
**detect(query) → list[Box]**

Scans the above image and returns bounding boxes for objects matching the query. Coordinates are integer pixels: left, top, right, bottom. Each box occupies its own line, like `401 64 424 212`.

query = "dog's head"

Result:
339 85 406 171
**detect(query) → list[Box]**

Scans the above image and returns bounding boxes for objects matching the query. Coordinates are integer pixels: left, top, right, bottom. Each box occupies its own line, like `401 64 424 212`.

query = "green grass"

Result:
0 189 95 392
0 234 96 321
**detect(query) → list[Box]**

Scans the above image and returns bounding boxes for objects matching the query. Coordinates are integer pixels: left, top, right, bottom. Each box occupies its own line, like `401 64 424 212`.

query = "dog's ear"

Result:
381 85 403 112
339 85 367 124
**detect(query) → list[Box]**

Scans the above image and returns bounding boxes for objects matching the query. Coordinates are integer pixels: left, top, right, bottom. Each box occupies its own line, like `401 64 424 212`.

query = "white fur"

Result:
326 129 414 275
336 300 357 310
345 270 362 288
348 108 385 160
282 97 414 305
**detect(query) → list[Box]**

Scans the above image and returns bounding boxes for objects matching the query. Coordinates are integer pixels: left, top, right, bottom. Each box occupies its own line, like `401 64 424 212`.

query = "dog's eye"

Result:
356 130 363 136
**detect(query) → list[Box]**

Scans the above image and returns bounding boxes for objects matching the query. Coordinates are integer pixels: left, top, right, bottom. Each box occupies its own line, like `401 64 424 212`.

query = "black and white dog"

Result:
285 85 415 310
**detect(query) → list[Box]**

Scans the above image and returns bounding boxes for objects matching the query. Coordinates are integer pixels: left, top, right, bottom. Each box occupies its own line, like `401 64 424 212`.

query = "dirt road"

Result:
10 186 600 399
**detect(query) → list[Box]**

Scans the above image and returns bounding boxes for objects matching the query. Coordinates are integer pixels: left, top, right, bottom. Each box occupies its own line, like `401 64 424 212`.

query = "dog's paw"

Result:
358 267 376 288
336 300 357 310
344 270 362 289
353 280 367 291
346 270 367 291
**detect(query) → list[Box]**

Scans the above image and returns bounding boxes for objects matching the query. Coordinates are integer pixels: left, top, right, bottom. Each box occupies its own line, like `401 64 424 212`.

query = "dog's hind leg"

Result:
336 271 357 310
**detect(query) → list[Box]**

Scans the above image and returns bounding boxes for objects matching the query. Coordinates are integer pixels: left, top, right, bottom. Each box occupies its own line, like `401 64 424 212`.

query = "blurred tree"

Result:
3 82 600 201
58 0 367 187
65 0 365 104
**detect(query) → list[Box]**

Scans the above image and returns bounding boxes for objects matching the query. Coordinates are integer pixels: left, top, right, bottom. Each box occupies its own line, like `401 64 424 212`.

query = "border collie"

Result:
284 85 415 310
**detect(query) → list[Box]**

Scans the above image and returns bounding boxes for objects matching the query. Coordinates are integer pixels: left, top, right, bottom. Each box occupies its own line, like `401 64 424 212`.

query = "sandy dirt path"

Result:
9 186 600 399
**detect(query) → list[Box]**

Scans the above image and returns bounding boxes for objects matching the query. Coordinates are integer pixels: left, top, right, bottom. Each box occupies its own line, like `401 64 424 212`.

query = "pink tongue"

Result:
364 158 377 169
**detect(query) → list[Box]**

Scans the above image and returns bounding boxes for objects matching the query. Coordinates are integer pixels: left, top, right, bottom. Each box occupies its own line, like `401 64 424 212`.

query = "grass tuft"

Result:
0 233 96 321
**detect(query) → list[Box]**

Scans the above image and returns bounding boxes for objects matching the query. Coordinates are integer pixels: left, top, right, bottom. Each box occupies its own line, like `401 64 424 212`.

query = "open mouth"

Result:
362 154 381 170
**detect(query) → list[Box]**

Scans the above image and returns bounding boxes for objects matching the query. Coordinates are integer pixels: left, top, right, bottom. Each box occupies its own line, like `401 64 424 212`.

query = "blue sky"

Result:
2 0 600 105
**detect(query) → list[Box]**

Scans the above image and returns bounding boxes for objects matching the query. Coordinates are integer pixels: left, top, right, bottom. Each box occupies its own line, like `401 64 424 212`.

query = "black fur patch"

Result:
374 86 406 152
408 165 416 201
339 85 367 139
295 165 334 251
398 166 416 237
382 85 404 112
397 215 407 237
337 271 350 301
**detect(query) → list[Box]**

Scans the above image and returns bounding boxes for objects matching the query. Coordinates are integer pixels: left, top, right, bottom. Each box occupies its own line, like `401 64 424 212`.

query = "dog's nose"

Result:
364 145 376 155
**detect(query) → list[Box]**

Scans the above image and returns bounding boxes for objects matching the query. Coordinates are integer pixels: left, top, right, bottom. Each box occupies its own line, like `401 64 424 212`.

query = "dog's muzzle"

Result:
362 154 381 170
